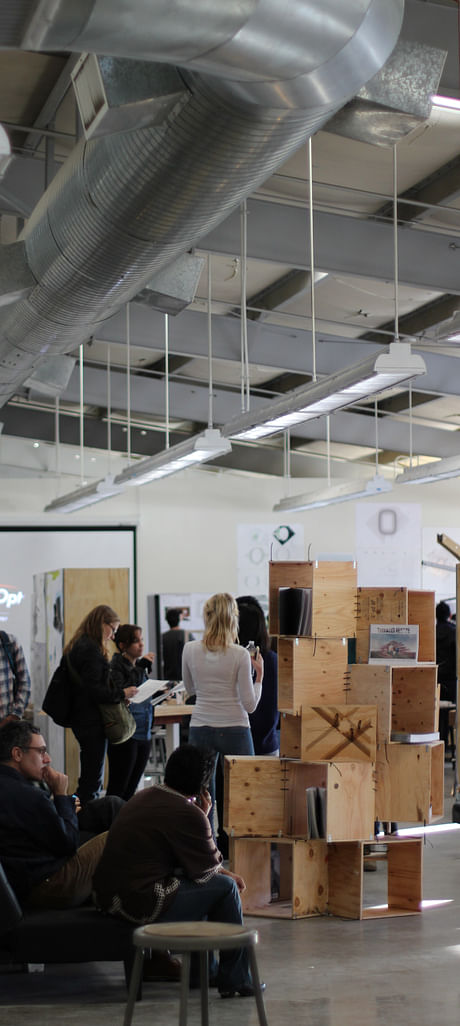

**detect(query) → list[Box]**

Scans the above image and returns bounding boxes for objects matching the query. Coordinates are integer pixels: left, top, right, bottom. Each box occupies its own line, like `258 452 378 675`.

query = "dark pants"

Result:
188 725 254 846
72 725 107 803
106 738 151 800
160 874 251 992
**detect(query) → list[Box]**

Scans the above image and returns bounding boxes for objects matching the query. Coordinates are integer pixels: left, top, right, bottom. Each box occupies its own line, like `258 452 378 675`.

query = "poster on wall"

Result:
355 503 422 589
422 527 458 606
237 523 305 613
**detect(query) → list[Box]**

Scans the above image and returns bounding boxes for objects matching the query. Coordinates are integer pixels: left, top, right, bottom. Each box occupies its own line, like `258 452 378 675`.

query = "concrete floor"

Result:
2 766 460 1026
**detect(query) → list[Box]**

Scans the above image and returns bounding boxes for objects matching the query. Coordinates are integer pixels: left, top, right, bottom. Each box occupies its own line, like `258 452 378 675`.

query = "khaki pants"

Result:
27 831 108 909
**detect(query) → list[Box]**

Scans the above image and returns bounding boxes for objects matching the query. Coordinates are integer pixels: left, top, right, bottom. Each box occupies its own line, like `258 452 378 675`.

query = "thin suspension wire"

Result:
164 313 170 450
207 255 214 429
326 415 331 487
283 429 291 481
79 343 84 485
107 343 112 474
308 138 317 382
393 144 400 343
54 396 60 478
126 302 132 465
408 382 413 468
374 400 379 474
240 200 250 411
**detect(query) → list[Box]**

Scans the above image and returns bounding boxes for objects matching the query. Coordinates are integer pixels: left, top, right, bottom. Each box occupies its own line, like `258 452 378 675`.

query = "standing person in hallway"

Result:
0 630 31 727
436 599 457 747
64 605 138 803
106 623 157 800
161 608 194 680
236 595 279 756
183 592 263 838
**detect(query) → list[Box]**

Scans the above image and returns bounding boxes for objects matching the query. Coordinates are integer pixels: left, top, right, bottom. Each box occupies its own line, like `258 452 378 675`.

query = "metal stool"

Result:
123 920 268 1026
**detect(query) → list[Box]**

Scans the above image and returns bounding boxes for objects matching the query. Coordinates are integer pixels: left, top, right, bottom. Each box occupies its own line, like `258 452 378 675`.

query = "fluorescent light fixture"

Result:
44 474 125 514
397 454 460 485
432 94 460 110
113 428 232 487
273 473 392 513
226 343 426 443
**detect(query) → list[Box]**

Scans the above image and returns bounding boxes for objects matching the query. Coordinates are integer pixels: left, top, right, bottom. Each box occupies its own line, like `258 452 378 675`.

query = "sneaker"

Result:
220 982 266 998
142 952 182 982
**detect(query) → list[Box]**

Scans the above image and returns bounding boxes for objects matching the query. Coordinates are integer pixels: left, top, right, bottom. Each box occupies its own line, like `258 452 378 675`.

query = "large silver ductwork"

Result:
0 0 405 404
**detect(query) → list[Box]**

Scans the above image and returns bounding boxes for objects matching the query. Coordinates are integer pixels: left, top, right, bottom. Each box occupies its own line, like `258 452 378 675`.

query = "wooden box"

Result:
229 836 328 919
346 663 438 743
408 590 435 663
327 836 423 920
278 636 348 712
280 705 376 763
375 741 444 823
269 560 357 638
355 587 407 663
224 756 375 842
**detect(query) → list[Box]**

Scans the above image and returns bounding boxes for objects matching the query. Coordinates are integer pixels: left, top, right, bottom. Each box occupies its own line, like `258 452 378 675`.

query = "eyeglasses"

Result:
21 745 48 757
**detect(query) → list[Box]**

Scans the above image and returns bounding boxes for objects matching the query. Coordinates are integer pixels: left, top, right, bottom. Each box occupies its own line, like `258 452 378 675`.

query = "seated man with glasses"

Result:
0 719 108 909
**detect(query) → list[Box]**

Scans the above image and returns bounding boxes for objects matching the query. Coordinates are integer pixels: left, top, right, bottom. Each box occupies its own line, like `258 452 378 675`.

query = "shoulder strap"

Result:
0 631 18 696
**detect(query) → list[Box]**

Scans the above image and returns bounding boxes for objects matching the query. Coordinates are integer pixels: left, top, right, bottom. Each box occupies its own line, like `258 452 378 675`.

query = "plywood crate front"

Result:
346 663 438 742
408 590 435 663
327 837 423 920
278 636 348 712
280 705 376 763
375 741 444 823
224 756 375 842
229 836 328 919
355 587 407 663
269 560 357 638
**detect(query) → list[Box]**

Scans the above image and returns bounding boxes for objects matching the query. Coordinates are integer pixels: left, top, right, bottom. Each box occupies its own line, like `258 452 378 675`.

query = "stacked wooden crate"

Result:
225 563 441 920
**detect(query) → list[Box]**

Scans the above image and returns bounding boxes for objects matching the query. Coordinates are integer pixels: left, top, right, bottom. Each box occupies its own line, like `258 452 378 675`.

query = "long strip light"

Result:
397 454 460 486
225 343 426 443
273 473 392 513
44 474 125 514
113 427 231 488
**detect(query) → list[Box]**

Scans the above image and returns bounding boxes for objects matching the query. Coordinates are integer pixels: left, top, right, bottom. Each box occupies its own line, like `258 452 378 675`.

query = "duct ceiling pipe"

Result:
0 0 404 403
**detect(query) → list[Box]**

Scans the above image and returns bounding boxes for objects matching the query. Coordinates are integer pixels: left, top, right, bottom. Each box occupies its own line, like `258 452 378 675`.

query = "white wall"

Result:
2 466 460 629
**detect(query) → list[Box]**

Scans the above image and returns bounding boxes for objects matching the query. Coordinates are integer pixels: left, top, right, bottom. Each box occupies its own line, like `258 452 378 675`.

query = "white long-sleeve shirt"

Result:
182 641 262 728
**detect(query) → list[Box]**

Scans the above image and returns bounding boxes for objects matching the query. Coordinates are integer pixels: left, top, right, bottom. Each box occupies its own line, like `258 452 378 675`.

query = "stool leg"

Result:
123 948 144 1026
179 951 191 1026
199 950 209 1026
248 946 269 1026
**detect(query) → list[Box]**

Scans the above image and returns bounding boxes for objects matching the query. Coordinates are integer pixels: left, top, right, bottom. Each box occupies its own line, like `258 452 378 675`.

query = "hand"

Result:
197 788 212 816
220 867 246 893
42 765 69 796
145 652 155 663
73 795 82 813
124 686 138 700
251 650 264 683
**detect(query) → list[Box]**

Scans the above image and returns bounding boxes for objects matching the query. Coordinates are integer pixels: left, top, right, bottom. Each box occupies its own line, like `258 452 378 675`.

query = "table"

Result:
153 702 192 758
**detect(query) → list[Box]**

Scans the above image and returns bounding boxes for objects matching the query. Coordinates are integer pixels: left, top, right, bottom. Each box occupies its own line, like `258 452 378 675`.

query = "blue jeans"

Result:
188 725 254 838
160 874 251 992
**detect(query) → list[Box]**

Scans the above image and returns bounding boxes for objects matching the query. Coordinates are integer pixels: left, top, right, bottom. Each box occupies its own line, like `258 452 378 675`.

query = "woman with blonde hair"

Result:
183 592 263 840
64 604 138 803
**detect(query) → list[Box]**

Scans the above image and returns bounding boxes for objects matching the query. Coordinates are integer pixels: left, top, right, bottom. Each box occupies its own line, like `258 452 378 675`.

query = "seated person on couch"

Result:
0 720 107 909
93 743 263 998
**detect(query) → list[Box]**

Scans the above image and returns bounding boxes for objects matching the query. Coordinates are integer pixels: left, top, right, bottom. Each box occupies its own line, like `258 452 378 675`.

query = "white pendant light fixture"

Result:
273 473 392 513
44 474 126 513
397 454 460 486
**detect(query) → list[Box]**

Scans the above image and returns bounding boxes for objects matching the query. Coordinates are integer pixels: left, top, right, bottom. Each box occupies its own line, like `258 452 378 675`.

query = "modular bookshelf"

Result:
226 562 442 920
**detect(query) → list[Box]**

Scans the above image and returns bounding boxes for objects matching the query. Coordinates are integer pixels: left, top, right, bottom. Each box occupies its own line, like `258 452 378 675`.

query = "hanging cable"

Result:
79 343 84 485
240 200 250 411
107 342 112 475
207 255 214 429
326 415 331 488
126 302 132 464
308 138 317 383
393 143 400 343
408 381 413 469
54 396 60 478
164 312 170 450
374 399 379 475
283 429 291 483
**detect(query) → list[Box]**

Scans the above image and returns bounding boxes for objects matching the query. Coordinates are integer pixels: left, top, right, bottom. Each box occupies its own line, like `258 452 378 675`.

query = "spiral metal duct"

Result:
0 0 404 403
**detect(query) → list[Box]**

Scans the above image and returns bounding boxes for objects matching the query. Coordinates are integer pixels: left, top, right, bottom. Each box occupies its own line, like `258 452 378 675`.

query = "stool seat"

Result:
123 919 268 1026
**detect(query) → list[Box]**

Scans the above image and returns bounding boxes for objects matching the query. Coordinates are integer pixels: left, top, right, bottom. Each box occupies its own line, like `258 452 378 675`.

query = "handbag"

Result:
99 700 136 745
42 654 75 727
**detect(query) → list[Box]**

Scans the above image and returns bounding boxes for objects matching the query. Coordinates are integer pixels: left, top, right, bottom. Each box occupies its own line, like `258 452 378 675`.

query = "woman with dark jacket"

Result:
66 605 137 803
106 624 157 801
236 595 279 756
